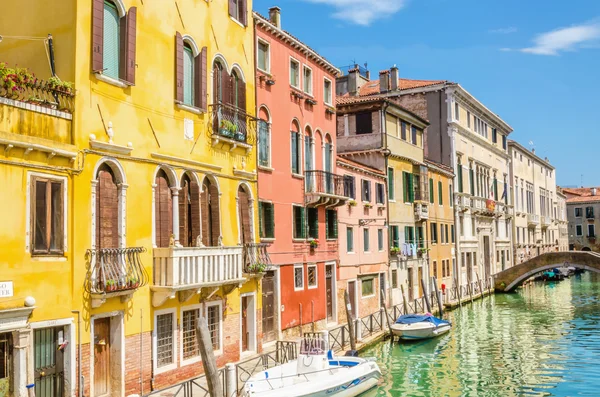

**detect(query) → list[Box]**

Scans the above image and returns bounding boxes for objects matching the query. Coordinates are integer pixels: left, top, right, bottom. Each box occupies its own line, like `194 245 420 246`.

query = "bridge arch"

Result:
494 252 600 292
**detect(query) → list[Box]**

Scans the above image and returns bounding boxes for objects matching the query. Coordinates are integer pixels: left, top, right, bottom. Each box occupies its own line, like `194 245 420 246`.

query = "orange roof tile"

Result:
564 187 600 203
359 78 447 96
337 156 385 176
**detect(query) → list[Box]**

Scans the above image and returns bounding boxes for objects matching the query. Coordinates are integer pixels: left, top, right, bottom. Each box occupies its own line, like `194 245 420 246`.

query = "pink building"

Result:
254 8 348 340
336 157 389 323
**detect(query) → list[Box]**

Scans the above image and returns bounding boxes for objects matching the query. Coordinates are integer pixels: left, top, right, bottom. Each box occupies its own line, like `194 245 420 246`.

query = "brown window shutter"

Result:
213 64 220 104
119 15 127 79
179 180 188 247
190 180 201 246
92 0 104 72
97 168 119 249
240 0 247 26
175 32 184 103
238 188 252 244
228 0 235 18
196 46 207 111
222 68 231 105
125 7 137 84
209 184 220 246
200 185 210 247
155 173 173 247
238 79 246 112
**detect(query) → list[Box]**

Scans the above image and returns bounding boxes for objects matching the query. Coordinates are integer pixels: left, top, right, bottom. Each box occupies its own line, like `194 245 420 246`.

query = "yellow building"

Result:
425 159 456 293
0 0 263 396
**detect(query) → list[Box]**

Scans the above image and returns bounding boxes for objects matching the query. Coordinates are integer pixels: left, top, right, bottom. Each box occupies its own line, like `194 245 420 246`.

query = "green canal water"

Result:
362 272 600 397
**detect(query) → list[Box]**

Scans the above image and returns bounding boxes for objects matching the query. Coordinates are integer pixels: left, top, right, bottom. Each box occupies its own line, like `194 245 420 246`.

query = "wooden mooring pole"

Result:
196 316 224 397
400 284 409 314
381 289 393 334
421 278 432 314
344 290 357 351
432 277 443 316
454 274 462 307
476 273 484 298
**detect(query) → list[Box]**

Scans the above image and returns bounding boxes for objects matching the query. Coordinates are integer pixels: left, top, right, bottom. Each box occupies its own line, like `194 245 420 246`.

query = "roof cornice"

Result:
507 140 555 170
449 85 513 133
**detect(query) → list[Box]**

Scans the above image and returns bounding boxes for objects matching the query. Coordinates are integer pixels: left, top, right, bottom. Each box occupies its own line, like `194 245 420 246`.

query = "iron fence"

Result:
235 341 297 394
143 369 225 397
84 247 148 294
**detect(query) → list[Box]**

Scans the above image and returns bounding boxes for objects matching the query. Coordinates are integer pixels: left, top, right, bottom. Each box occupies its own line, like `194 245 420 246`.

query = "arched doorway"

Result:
201 177 220 247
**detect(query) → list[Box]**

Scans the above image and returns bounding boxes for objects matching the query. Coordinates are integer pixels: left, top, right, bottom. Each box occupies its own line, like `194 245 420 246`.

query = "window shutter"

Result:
237 78 246 112
190 181 201 245
265 203 274 239
155 174 173 248
438 181 443 204
179 181 189 246
92 0 104 72
228 0 235 18
361 180 366 201
332 211 338 238
197 46 207 110
240 0 248 25
291 133 298 174
308 208 318 239
429 178 434 203
222 67 231 105
408 174 414 203
175 32 184 103
301 207 306 239
200 187 209 246
209 184 221 246
458 165 463 193
325 210 330 239
469 169 475 196
388 168 394 200
124 7 137 84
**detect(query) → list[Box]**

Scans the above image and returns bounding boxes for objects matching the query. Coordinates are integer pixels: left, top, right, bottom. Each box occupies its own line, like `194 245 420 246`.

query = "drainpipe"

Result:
381 102 392 305
71 310 83 397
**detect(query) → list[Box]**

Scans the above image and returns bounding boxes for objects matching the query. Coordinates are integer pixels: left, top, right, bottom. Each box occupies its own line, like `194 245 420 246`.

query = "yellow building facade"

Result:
0 0 262 396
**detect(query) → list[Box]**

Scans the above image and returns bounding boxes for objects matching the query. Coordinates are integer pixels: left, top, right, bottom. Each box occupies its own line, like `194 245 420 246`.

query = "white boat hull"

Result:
242 357 381 397
391 322 451 340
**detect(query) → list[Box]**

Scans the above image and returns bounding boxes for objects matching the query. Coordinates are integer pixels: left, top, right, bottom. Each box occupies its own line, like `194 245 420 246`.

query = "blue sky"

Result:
253 0 600 187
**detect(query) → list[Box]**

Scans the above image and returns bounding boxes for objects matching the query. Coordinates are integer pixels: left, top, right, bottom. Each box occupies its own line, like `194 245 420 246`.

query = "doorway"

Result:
91 314 123 397
34 327 65 397
94 318 110 397
483 236 491 278
347 281 358 320
261 271 276 344
417 267 423 297
241 294 256 354
0 333 12 397
326 265 334 323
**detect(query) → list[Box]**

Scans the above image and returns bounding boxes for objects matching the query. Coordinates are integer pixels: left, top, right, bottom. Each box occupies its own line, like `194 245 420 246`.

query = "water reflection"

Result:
363 273 600 396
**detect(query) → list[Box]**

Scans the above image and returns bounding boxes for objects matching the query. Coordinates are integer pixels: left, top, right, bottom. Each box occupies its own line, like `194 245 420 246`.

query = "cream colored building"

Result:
508 140 560 264
556 189 569 251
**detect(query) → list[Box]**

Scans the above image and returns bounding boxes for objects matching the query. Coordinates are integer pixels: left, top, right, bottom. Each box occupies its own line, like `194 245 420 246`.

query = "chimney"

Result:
366 70 370 79
390 65 398 90
379 70 390 93
348 66 359 95
531 148 535 154
269 6 281 28
593 188 597 196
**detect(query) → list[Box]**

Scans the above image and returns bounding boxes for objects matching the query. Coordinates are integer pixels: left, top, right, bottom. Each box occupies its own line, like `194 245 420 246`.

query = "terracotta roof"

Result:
359 78 447 96
335 95 429 125
564 187 600 203
337 156 385 176
424 158 454 175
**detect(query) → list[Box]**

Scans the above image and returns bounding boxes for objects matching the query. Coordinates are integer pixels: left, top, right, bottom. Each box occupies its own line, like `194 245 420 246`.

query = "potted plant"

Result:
219 119 237 138
390 246 400 256
248 262 267 273
364 202 373 209
128 276 140 289
417 247 430 257
309 239 319 250
105 279 116 292
348 199 357 207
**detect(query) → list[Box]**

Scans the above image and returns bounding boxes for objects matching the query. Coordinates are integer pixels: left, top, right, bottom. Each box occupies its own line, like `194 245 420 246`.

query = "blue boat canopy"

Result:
395 314 449 326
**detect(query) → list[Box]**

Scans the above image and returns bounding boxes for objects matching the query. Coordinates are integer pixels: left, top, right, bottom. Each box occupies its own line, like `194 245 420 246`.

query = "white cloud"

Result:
489 27 518 34
302 0 407 26
520 22 600 55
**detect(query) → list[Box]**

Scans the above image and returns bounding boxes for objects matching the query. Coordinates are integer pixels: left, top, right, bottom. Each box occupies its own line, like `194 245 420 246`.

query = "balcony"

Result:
151 246 245 307
208 103 257 153
457 193 471 212
243 243 272 274
527 214 540 226
85 247 148 308
414 202 429 221
305 170 350 207
541 216 551 228
495 202 506 217
472 197 495 216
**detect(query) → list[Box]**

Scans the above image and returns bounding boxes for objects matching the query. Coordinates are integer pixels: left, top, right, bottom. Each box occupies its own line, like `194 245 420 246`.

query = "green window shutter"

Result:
332 210 338 238
407 174 414 203
363 229 369 252
347 227 353 252
458 165 463 193
325 210 329 239
183 46 194 106
388 168 394 200
451 225 455 243
429 178 434 203
308 208 318 239
449 184 453 207
494 178 498 201
291 133 298 174
301 207 307 239
402 172 408 202
469 168 475 196
265 203 274 239
438 181 443 205
258 202 264 238
103 1 120 80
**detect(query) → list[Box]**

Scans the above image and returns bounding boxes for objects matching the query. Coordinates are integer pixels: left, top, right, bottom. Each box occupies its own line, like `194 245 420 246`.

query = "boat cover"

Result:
395 314 449 326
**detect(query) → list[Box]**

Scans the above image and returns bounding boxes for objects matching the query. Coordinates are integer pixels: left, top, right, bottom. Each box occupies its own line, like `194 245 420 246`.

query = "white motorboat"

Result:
242 334 381 397
391 314 451 341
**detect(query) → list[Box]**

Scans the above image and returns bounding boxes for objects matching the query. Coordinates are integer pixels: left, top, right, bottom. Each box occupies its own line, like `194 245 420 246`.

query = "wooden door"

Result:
241 297 249 352
261 272 276 343
418 267 423 297
325 265 334 322
347 281 357 320
34 327 65 397
94 318 110 397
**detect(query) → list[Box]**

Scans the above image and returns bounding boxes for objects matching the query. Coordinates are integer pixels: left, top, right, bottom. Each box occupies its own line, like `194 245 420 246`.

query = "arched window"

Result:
258 106 271 168
213 61 225 104
103 1 121 80
238 185 253 245
179 173 201 247
231 69 246 111
323 134 333 193
155 170 173 248
183 43 195 106
92 0 136 84
304 126 314 172
201 177 221 247
290 120 301 175
96 164 119 249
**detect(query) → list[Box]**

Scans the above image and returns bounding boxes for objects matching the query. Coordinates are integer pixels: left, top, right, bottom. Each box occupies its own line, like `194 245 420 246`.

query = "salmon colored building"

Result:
254 8 347 340
335 157 389 324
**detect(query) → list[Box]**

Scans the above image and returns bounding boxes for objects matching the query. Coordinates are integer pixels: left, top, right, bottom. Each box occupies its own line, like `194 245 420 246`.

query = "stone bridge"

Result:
494 251 600 292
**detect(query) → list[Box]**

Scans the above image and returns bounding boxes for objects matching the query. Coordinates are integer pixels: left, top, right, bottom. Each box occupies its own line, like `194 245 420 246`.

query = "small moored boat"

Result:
391 314 451 341
242 334 381 397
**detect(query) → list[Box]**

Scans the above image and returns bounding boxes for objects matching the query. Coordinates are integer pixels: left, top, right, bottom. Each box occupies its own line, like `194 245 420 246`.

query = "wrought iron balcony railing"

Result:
243 243 272 274
305 170 347 197
208 102 257 146
0 74 75 113
85 247 148 295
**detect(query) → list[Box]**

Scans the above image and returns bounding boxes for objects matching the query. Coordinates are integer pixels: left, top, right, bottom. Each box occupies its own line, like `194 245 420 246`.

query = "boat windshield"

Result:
300 335 327 355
